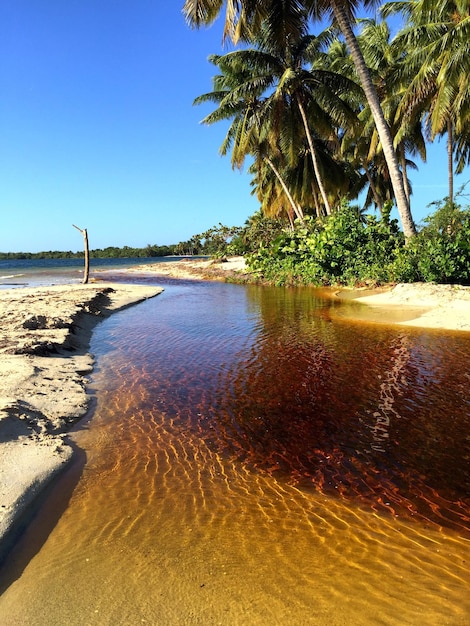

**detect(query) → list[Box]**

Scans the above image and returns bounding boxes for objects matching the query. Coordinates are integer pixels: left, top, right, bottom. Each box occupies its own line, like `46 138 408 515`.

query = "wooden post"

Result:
73 224 90 284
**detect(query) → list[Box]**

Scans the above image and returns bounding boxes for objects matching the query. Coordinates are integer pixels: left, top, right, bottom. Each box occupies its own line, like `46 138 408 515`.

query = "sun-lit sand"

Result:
130 255 250 280
335 281 470 331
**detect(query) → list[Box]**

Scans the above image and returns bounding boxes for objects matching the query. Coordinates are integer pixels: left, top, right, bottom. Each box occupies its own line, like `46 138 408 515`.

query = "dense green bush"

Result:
245 197 470 286
394 200 470 284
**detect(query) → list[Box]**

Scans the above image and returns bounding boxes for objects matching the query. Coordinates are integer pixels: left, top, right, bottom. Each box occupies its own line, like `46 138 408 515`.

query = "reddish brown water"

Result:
1 278 469 624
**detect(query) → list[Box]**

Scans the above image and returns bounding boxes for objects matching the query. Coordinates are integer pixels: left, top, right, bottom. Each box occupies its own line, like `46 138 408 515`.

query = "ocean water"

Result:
0 256 183 288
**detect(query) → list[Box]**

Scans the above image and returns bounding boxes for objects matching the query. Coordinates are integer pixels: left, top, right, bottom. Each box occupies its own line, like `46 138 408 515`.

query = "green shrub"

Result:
391 201 470 284
246 196 470 286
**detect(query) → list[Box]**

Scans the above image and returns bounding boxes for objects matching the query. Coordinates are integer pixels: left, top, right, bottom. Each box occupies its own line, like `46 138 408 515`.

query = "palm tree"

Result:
385 0 470 205
355 18 426 209
268 30 361 215
195 33 360 218
183 0 417 239
194 53 306 221
308 1 416 237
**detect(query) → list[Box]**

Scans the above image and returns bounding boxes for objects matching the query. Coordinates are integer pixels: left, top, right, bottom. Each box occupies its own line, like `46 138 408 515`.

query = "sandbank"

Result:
129 255 250 281
333 282 470 332
0 283 162 558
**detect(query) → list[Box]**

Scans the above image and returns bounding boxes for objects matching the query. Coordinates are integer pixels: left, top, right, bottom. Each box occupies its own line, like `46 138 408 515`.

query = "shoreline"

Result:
130 256 470 332
333 281 470 332
128 255 252 281
0 283 162 560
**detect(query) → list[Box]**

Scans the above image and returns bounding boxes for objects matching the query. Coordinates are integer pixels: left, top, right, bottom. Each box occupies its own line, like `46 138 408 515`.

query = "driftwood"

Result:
73 224 89 284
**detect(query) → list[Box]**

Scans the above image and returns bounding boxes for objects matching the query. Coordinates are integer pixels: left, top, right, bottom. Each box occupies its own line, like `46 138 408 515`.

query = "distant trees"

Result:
0 243 177 260
174 223 243 257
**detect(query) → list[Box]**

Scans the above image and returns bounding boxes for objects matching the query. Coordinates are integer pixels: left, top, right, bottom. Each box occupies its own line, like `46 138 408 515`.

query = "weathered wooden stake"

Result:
73 224 90 284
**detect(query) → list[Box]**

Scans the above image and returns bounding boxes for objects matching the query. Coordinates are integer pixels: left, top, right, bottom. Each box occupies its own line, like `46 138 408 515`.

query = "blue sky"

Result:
0 2 468 253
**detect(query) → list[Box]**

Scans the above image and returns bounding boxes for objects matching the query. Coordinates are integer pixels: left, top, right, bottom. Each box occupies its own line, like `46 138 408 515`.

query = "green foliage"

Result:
181 223 243 258
245 197 470 286
231 211 286 255
246 201 404 285
391 196 470 284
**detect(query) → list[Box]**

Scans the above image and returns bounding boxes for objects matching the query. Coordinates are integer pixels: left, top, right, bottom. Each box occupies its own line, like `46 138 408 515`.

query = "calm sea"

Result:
0 257 184 288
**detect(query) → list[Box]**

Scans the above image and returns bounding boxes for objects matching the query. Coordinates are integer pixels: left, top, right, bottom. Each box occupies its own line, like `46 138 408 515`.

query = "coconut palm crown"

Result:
183 0 418 238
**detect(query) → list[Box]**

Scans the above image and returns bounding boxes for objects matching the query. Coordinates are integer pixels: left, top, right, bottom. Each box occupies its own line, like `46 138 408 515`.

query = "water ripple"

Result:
1 281 469 624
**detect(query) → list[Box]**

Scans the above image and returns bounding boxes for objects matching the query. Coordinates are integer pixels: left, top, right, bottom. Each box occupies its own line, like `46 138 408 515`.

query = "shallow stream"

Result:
0 278 469 624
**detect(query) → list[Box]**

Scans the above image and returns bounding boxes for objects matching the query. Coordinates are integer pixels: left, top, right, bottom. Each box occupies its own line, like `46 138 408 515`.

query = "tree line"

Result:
0 244 176 260
0 228 241 260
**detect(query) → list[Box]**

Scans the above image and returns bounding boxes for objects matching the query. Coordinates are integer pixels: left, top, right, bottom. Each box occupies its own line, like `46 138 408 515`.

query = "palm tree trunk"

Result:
399 148 411 208
287 209 295 230
296 96 332 216
447 119 454 205
265 157 304 222
311 183 322 217
364 166 383 214
331 0 416 239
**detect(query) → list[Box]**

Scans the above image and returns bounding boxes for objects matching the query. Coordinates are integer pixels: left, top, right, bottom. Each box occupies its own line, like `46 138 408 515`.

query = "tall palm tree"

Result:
195 34 360 218
264 28 361 214
194 53 306 221
183 0 417 238
355 19 425 208
385 0 470 204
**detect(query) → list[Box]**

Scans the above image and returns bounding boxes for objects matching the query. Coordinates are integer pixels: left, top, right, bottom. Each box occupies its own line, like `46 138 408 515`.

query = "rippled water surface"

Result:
1 278 469 625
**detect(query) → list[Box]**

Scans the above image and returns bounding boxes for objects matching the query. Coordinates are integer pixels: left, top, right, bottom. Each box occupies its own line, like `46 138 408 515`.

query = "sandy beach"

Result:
1 261 469 562
334 281 470 331
0 283 162 558
129 255 251 281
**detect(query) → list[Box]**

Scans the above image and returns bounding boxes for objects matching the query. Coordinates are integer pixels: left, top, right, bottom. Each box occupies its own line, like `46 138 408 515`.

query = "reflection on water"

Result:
0 279 469 625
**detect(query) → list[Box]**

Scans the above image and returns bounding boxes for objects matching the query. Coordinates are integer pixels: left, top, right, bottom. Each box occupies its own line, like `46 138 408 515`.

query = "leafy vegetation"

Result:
243 193 470 286
174 224 242 257
183 0 469 285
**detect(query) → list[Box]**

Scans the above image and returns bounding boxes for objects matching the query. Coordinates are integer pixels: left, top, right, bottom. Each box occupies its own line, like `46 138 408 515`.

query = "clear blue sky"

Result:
0 2 468 253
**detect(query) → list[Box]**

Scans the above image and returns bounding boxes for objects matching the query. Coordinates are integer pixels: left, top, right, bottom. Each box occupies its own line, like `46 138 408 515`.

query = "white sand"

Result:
339 282 470 331
130 255 249 280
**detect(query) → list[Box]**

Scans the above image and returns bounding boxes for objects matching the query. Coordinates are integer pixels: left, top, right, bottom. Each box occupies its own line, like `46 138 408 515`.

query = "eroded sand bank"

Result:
0 283 162 555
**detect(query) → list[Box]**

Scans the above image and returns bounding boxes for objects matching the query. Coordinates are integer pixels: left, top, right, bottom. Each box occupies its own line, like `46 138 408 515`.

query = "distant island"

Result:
0 244 176 260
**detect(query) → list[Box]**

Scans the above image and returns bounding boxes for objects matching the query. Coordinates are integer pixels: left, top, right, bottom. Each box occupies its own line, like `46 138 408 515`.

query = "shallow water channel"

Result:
1 278 469 625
